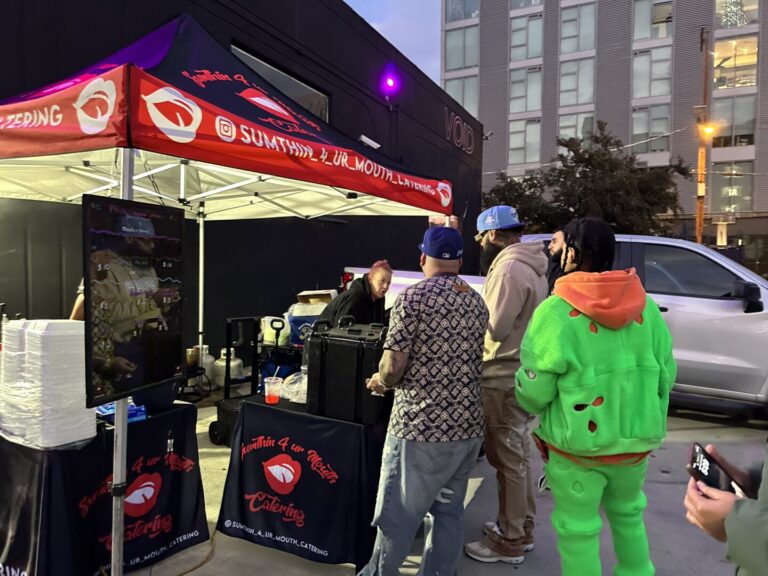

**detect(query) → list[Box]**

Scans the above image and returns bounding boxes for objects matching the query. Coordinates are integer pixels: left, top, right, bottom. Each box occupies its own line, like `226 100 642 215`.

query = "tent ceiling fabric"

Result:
0 149 440 220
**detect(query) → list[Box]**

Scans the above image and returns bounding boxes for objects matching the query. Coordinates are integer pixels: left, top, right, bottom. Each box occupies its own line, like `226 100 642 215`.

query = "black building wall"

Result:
0 200 82 321
0 0 482 354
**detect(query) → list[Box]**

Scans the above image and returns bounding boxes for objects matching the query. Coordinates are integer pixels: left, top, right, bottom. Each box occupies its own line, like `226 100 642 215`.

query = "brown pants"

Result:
481 386 537 546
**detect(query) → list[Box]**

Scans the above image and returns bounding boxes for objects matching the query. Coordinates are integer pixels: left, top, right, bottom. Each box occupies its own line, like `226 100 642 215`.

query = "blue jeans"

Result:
358 434 483 576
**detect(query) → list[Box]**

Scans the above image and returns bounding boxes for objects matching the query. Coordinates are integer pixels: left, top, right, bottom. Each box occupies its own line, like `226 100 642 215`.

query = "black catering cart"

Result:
306 319 393 428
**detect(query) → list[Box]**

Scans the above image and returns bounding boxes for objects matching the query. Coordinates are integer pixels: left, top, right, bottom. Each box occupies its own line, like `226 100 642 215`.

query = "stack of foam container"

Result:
0 319 32 431
0 319 96 448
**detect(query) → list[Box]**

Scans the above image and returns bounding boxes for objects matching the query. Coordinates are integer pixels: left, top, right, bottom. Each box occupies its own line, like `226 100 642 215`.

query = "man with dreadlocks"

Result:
514 217 676 576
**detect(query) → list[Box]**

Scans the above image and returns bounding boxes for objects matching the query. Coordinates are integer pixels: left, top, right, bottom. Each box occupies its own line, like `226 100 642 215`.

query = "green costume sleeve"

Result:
515 299 567 414
515 349 559 414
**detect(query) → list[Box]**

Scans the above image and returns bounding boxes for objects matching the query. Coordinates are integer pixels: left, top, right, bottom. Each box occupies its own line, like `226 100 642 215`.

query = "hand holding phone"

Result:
686 442 748 497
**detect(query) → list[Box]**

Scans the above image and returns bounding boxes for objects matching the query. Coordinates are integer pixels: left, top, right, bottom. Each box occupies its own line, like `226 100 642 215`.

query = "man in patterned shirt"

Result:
358 226 489 576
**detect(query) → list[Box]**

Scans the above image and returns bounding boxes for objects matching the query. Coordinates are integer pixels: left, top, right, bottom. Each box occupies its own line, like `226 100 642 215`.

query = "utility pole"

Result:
694 27 713 244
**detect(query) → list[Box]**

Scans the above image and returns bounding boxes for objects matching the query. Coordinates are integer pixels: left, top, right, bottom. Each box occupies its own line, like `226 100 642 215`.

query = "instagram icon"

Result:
215 115 237 142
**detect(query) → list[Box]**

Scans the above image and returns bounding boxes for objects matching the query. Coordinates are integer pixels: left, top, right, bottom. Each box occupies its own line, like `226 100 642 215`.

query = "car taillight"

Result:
341 272 354 292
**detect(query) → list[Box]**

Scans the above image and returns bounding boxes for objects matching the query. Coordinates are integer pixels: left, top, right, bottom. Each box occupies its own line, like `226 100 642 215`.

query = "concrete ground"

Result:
133 401 767 576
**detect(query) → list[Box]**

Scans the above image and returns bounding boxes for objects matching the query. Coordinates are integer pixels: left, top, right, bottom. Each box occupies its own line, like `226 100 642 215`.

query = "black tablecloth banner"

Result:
217 401 376 566
0 403 209 576
0 437 43 576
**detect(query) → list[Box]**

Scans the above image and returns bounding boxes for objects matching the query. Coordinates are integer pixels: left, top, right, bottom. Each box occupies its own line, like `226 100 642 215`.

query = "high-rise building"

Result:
441 0 766 259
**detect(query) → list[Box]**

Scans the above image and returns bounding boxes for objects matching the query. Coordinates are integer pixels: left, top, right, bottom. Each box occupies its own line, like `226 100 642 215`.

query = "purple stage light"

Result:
380 65 401 98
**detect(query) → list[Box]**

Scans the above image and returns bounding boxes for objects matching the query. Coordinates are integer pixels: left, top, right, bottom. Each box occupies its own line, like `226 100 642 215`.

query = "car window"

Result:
643 244 738 298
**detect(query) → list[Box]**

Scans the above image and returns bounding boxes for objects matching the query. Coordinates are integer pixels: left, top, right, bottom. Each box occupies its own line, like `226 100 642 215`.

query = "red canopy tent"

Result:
0 14 453 218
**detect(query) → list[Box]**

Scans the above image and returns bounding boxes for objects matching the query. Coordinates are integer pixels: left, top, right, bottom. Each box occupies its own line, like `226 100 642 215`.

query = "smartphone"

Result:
686 442 746 497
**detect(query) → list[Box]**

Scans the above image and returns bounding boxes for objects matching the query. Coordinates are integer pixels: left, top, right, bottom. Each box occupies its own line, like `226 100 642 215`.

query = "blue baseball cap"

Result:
476 205 524 233
419 227 464 260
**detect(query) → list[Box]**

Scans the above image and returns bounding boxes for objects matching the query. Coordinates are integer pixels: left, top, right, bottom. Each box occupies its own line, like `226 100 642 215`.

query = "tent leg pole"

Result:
111 147 134 576
197 203 205 384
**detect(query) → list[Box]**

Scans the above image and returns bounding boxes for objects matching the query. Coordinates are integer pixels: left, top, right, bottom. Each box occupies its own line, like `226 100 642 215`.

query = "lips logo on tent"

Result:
238 88 297 123
124 473 162 518
437 182 452 208
74 78 116 135
263 454 302 495
143 87 202 143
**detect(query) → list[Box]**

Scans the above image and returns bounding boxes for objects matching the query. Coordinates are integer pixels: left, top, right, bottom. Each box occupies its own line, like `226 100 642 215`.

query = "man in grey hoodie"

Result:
465 205 549 565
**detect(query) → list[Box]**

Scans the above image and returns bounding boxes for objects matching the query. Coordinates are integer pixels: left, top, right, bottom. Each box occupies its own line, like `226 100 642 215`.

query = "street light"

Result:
695 119 716 244
694 26 713 245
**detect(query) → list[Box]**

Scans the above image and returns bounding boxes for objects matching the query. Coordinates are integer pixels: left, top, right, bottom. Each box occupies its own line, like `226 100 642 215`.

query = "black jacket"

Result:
319 275 385 327
547 261 565 294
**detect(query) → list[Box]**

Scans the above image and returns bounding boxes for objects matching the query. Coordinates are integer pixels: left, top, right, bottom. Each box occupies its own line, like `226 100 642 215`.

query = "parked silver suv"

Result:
347 234 768 413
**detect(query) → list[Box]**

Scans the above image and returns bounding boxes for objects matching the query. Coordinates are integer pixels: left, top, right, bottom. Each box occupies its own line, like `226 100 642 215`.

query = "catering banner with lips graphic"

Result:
0 65 128 159
0 404 208 576
217 401 373 566
129 67 452 214
75 404 209 574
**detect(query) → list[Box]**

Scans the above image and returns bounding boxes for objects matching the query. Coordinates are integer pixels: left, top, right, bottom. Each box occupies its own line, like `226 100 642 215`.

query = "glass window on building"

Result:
509 119 541 164
714 36 758 89
509 67 542 113
716 0 759 29
559 58 595 106
712 95 756 147
558 113 594 150
712 161 754 213
511 0 543 9
445 76 479 117
446 26 479 70
632 104 670 152
445 0 480 22
561 3 595 54
232 46 329 121
511 15 544 62
633 0 673 41
632 46 672 98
